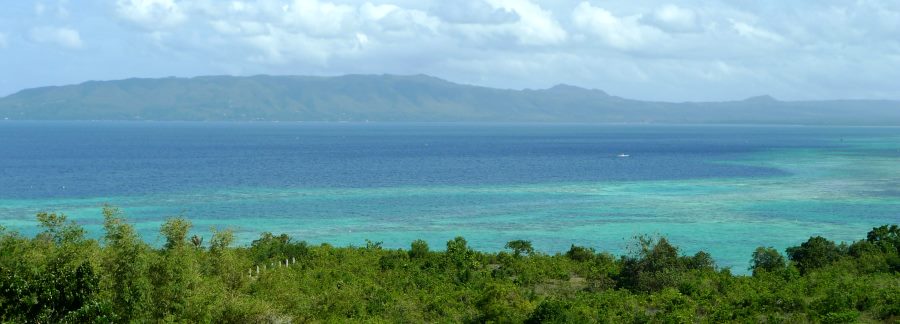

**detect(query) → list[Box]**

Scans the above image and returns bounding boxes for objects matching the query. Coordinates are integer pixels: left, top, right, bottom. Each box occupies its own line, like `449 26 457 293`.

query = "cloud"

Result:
35 1 70 18
0 33 7 48
124 0 445 66
643 4 699 33
277 0 356 37
571 2 662 49
484 0 567 45
29 26 83 49
730 20 786 44
431 1 519 24
116 0 187 30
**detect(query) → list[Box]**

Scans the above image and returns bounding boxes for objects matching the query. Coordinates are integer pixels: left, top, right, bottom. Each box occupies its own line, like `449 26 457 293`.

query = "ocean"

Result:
1 121 898 272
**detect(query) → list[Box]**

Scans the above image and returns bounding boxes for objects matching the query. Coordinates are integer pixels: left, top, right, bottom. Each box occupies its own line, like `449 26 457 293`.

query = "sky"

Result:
1 0 899 101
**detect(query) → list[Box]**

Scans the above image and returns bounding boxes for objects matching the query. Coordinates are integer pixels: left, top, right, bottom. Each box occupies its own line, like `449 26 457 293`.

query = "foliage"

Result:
867 224 900 250
750 246 787 275
617 236 715 293
565 244 595 262
786 236 845 274
505 240 535 257
99 205 151 321
1 208 898 322
409 239 429 259
249 232 309 264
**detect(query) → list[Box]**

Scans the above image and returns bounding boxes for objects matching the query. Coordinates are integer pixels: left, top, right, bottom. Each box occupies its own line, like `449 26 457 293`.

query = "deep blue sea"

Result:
1 121 898 272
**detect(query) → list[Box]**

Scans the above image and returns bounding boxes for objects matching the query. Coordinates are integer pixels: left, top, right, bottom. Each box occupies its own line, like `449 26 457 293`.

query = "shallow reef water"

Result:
1 122 898 272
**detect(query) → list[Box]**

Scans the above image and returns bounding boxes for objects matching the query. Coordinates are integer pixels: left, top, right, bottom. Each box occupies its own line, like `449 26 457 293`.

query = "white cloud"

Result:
644 4 699 33
131 0 445 66
431 1 518 24
484 0 567 45
35 1 69 18
572 2 662 49
360 2 399 21
731 20 786 44
355 32 368 46
277 0 356 36
116 0 187 30
29 26 83 49
209 20 267 36
241 27 334 64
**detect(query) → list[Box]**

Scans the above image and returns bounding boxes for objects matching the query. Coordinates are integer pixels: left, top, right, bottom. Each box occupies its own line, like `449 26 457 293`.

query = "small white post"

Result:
256 265 260 275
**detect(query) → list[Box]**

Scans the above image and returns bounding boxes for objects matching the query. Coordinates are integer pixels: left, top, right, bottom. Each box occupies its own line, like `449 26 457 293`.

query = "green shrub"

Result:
565 244 595 262
0 208 896 323
750 246 787 275
786 236 845 274
505 240 535 257
409 239 429 259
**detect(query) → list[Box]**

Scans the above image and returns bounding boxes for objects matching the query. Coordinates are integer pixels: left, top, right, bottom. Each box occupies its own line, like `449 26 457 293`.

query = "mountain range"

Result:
1 74 898 125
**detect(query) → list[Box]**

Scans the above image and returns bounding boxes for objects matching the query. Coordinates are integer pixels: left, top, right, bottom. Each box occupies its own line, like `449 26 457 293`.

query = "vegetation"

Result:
1 207 898 323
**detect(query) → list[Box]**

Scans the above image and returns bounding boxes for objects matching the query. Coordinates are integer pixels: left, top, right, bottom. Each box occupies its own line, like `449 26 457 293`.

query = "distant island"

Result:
2 74 899 125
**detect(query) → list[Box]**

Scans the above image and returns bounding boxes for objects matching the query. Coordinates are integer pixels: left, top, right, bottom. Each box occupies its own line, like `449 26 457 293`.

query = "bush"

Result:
618 236 681 292
409 239 429 259
379 251 409 270
249 232 309 264
526 299 578 324
786 236 845 274
476 283 533 323
820 310 858 324
565 244 595 262
505 240 535 257
866 225 899 252
750 247 787 275
1 208 897 323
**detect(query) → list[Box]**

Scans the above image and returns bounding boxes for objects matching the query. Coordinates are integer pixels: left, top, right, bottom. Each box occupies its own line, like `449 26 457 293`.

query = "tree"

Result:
446 236 479 282
685 251 715 270
565 245 595 262
209 228 234 254
618 236 686 292
99 205 151 321
476 283 533 323
35 212 85 246
526 299 577 324
160 217 191 250
249 232 309 264
0 213 107 322
409 239 429 259
750 247 786 275
786 236 844 274
505 240 534 257
150 218 201 318
866 225 900 252
208 228 242 287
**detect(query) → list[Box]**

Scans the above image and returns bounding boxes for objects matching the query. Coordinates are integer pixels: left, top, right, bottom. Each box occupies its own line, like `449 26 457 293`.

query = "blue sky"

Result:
1 0 899 101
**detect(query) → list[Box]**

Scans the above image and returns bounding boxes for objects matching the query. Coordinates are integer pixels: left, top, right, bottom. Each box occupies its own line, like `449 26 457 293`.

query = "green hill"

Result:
2 74 899 124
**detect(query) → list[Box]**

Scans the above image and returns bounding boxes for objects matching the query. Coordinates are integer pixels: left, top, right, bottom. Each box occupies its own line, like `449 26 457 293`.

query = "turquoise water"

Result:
0 122 898 272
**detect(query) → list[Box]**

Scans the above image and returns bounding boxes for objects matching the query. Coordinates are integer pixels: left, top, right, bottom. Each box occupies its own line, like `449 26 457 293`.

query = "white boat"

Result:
617 153 630 158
